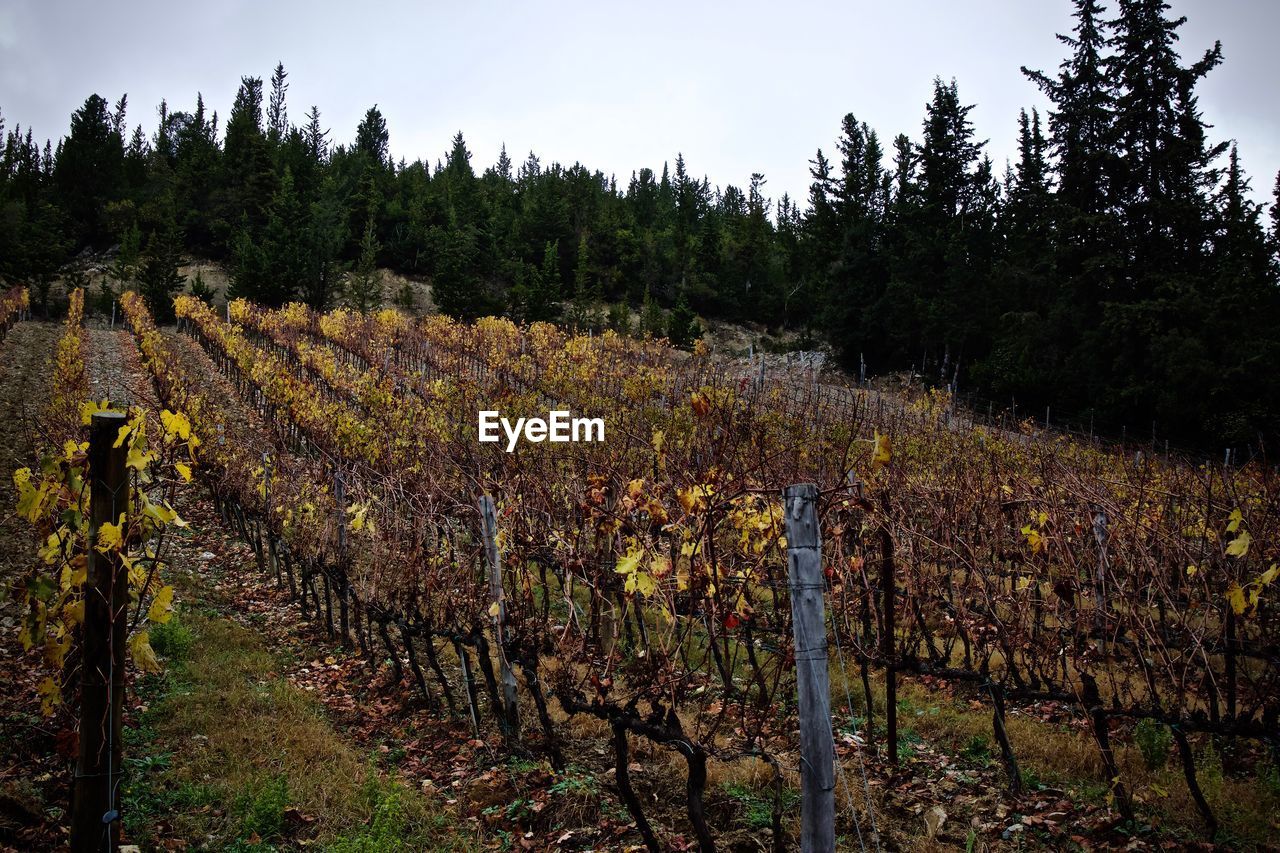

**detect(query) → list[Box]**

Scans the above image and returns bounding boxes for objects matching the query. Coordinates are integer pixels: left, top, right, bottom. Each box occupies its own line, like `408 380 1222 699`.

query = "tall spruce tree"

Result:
54 94 124 246
347 211 383 311
267 62 289 146
219 77 275 241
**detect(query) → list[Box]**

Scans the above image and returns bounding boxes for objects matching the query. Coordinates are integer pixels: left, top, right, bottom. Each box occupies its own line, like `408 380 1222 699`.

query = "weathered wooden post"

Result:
479 495 519 737
784 483 835 852
1091 508 1109 643
262 452 281 588
880 517 898 767
71 410 128 853
335 472 351 647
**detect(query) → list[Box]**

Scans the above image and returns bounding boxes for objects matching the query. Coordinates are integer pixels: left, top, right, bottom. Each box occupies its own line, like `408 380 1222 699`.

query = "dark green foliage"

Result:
510 239 561 323
606 302 631 335
232 775 289 842
138 218 187 323
639 286 665 339
346 212 383 312
395 278 415 312
54 94 124 245
95 274 117 315
1134 718 1172 770
1 6 1277 445
188 269 216 305
149 616 196 662
667 294 700 349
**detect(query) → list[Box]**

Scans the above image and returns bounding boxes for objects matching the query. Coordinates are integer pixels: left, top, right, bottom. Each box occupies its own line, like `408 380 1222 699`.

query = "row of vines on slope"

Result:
0 285 29 343
15 288 198 718
152 293 1277 847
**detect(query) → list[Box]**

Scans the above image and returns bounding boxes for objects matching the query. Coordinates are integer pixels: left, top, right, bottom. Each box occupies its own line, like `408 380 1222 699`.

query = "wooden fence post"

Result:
335 472 350 647
71 410 129 853
881 517 898 767
784 483 835 853
479 495 520 737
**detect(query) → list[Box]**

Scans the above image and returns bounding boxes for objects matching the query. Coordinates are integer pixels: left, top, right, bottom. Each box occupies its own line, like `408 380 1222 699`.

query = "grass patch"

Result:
149 616 196 662
121 610 474 850
722 781 799 831
889 678 1280 846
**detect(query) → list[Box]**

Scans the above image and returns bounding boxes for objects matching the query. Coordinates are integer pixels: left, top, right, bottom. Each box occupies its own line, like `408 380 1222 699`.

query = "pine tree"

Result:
1272 170 1280 257
219 76 275 237
227 220 267 304
347 212 383 312
565 233 602 331
639 286 665 338
1020 0 1120 415
355 105 390 169
515 240 560 323
667 293 700 349
54 94 125 245
495 144 513 181
1203 146 1280 440
303 106 329 162
109 223 142 288
822 114 888 366
1109 0 1224 287
267 62 289 146
189 269 216 304
874 80 989 369
302 175 348 310
1097 0 1230 432
261 168 307 305
1269 169 1280 256
137 218 187 323
173 93 221 254
980 108 1058 397
1024 0 1114 225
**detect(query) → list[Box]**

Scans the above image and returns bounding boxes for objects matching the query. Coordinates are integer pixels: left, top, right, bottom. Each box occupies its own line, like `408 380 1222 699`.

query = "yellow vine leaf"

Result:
174 462 193 482
651 429 665 455
1226 509 1243 533
80 399 111 426
37 677 61 716
160 409 192 441
129 631 162 673
872 431 891 471
1225 531 1251 558
614 548 643 576
96 517 125 552
126 443 155 472
148 585 176 624
1260 564 1279 587
1226 582 1246 616
628 571 656 596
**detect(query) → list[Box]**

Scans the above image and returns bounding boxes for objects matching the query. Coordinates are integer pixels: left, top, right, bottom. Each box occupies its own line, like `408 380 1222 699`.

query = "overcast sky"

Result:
1 0 1276 209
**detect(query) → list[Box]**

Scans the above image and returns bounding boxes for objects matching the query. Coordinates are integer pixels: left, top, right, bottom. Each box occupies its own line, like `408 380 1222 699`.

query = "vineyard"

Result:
3 289 1279 850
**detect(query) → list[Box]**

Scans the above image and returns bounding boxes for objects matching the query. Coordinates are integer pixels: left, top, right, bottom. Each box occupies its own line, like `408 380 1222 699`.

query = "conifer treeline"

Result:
1 0 1277 445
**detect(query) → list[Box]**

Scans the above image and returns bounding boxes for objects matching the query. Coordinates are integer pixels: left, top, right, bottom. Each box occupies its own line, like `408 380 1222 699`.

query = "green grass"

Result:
721 780 799 832
119 610 476 851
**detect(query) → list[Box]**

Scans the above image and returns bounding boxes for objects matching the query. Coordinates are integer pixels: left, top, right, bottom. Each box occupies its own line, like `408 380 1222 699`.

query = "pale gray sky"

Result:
1 0 1276 208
